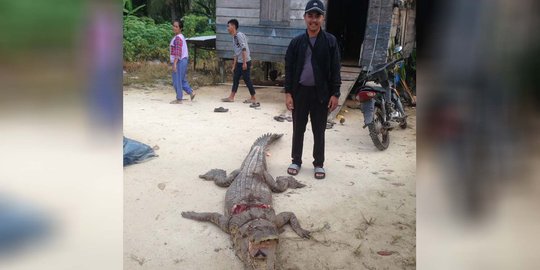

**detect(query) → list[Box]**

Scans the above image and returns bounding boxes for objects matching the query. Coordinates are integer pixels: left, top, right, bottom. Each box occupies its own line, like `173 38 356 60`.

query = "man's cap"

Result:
305 0 325 15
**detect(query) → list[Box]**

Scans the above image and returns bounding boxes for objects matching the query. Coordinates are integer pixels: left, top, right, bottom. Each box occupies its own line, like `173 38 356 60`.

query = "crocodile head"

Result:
234 219 279 269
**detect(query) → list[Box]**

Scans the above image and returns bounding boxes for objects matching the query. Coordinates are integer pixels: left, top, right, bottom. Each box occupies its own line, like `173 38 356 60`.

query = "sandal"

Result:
250 102 261 108
221 97 234 102
243 99 256 103
190 93 196 101
273 115 285 122
314 167 326 179
170 99 182 104
287 164 301 176
214 107 229 112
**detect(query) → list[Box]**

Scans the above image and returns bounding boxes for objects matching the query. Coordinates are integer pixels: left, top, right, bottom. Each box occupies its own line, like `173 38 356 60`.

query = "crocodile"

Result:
181 133 310 270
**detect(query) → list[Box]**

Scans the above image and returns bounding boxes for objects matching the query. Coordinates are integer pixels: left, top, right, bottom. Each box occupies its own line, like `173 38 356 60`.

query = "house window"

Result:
260 0 290 26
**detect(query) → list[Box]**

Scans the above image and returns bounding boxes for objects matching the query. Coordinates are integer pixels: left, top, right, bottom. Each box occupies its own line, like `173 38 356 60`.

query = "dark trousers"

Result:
291 85 328 167
231 61 256 96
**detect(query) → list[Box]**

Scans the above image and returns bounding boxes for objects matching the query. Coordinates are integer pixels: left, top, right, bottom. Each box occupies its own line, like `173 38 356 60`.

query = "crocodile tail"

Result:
251 133 283 150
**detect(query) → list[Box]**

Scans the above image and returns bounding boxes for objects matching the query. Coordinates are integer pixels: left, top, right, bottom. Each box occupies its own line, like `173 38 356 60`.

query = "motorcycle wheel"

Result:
368 106 390 150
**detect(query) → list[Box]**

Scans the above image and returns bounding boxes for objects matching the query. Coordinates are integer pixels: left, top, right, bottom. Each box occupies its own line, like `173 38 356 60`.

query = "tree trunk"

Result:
170 0 177 21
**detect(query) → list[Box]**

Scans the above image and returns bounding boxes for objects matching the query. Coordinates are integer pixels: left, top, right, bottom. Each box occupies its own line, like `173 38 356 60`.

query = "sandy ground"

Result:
123 83 416 270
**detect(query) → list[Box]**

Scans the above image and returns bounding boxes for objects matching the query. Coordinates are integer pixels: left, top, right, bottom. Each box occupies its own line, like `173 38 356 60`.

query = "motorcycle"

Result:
353 51 407 150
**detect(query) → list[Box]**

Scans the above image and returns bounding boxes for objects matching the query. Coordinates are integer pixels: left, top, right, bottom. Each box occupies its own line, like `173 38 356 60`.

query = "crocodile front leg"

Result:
275 212 311 239
262 172 306 193
181 211 230 233
199 169 240 187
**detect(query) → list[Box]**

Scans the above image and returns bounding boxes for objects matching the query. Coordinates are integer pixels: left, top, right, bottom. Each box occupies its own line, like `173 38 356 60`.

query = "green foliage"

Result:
181 14 215 37
123 0 146 16
0 0 82 52
123 13 216 62
123 15 171 61
191 0 216 20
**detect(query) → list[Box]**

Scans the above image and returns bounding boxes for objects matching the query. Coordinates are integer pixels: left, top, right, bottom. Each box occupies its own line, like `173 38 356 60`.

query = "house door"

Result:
325 0 369 66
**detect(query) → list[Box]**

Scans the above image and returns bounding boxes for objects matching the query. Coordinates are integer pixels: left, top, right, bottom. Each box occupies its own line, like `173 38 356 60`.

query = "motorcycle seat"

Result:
359 85 387 93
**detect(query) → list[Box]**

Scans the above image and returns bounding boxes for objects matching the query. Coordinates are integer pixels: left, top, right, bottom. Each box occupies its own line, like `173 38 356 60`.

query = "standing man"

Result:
170 19 195 104
221 19 258 105
284 0 341 179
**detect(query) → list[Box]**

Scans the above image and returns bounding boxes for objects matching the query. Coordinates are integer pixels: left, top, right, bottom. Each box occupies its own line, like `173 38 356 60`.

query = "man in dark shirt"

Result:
284 0 341 180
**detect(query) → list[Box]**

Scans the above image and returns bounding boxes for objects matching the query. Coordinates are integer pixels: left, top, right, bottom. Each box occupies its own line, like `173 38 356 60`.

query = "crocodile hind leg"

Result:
263 172 306 193
181 211 230 233
199 169 240 187
275 212 311 238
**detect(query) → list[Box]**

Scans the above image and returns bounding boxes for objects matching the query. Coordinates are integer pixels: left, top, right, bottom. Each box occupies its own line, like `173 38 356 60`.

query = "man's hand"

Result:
328 96 339 112
242 62 247 70
285 93 294 111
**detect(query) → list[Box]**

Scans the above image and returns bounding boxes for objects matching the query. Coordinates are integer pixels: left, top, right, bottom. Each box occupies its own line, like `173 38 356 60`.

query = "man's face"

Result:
227 23 235 35
304 12 324 32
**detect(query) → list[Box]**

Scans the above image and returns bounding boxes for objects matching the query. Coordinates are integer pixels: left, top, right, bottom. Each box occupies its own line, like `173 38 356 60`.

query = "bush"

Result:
182 14 215 37
123 15 215 62
123 15 171 61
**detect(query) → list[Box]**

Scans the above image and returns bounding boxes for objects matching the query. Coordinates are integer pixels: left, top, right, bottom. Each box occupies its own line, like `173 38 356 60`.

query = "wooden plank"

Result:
261 0 271 21
341 74 360 81
217 41 288 55
364 25 391 40
217 0 260 9
341 66 362 73
217 16 261 25
217 18 304 27
216 24 305 38
217 35 298 47
290 0 307 9
368 0 394 8
217 50 286 63
261 0 291 22
289 10 306 21
327 70 361 121
217 8 260 18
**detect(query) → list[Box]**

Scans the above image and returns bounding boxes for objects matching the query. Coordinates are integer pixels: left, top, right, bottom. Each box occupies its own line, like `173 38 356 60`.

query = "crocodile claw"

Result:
296 228 311 239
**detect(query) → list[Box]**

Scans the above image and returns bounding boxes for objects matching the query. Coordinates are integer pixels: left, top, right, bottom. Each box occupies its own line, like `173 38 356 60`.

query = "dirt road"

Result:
124 84 416 269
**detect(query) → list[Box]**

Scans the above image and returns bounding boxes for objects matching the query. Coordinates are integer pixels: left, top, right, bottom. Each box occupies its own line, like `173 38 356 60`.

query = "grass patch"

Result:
123 61 170 86
123 60 222 88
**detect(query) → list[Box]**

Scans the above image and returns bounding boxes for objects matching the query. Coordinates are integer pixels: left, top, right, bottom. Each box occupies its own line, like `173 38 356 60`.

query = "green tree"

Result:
191 0 215 20
147 0 191 22
123 0 146 16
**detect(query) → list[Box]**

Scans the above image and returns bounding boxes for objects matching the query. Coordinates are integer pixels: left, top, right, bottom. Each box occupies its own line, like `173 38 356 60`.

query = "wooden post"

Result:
219 59 225 83
193 47 198 70
264 61 271 81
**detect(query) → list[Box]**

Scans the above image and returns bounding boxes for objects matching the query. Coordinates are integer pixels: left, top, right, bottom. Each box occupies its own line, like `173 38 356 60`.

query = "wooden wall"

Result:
359 0 394 68
390 5 416 58
215 0 407 68
215 0 311 62
402 7 416 57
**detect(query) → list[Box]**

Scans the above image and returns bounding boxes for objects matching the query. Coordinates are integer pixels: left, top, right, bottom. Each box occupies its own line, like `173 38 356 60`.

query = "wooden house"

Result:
215 0 415 118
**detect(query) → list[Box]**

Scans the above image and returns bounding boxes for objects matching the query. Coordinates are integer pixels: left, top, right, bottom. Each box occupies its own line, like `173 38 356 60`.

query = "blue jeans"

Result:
172 58 193 100
231 61 256 96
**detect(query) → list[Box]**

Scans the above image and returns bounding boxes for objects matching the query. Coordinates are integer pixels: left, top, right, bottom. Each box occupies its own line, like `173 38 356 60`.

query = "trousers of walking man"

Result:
284 0 341 179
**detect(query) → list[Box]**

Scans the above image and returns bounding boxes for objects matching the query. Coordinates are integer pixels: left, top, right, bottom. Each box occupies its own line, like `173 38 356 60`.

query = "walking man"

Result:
221 19 258 105
284 0 341 179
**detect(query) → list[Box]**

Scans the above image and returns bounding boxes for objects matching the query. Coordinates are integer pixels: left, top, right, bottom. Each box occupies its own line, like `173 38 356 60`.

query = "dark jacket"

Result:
284 30 341 103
